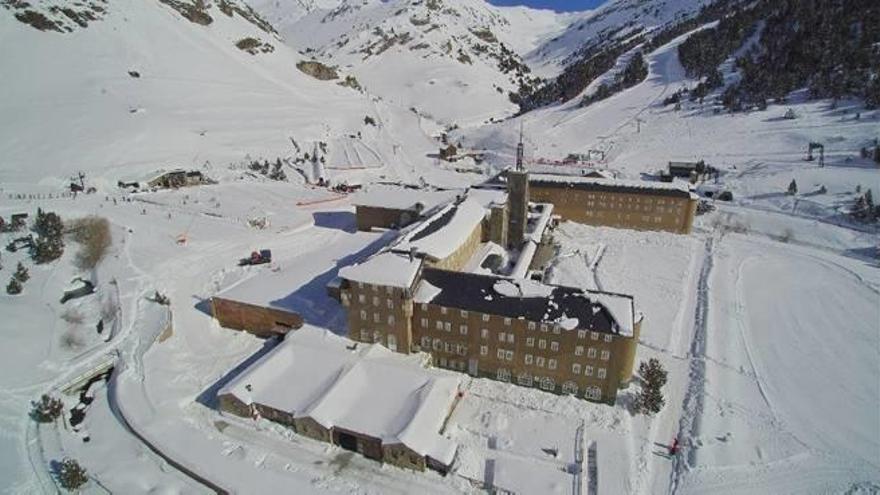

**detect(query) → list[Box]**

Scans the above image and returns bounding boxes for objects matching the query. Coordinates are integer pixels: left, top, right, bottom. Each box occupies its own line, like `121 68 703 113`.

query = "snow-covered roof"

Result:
219 326 460 464
529 173 694 197
393 198 488 261
416 269 636 337
337 251 423 289
465 187 508 208
351 186 458 212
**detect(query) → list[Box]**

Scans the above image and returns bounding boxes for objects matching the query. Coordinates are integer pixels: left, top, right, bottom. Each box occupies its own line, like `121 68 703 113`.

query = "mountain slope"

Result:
253 0 575 126
0 0 452 186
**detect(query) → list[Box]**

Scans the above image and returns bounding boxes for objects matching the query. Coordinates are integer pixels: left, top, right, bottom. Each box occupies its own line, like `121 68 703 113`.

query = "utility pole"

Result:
635 117 644 134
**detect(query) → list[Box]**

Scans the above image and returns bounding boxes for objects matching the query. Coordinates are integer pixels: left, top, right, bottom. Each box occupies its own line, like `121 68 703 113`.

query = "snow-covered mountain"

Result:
250 0 579 125
0 0 454 187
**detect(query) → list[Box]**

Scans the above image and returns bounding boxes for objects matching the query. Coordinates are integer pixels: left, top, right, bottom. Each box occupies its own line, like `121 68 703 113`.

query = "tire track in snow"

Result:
669 236 714 494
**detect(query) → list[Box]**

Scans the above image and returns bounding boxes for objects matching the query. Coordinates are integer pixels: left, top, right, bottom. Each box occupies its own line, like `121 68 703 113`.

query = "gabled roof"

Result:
219 326 461 464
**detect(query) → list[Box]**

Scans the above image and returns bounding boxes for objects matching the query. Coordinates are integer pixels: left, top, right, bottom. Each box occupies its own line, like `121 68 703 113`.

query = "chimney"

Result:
409 246 417 262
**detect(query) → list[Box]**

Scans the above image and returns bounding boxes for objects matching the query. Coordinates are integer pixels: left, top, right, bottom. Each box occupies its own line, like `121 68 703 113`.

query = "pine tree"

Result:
6 277 22 295
31 394 63 423
32 209 64 264
13 262 29 283
57 458 88 491
787 179 798 195
636 358 667 415
874 145 880 165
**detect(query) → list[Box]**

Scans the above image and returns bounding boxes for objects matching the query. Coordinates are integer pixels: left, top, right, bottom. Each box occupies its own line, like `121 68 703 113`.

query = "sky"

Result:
487 0 606 12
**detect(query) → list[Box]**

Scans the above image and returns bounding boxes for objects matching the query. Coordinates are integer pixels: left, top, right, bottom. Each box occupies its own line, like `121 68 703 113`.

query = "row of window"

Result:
420 318 614 343
359 329 398 351
437 357 467 371
360 310 395 325
356 294 396 309
355 281 396 295
497 369 603 399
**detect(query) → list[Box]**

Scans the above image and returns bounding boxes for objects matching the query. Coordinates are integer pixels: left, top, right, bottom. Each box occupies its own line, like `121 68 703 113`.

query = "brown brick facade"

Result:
529 185 697 234
211 297 302 336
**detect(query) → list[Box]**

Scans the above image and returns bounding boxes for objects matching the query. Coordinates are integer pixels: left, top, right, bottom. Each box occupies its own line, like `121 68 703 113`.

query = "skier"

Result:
669 437 680 456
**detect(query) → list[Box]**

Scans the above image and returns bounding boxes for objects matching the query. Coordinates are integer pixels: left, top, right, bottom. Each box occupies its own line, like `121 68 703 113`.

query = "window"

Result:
372 296 379 307
480 345 488 356
433 339 442 351
460 325 468 335
540 377 555 391
585 386 602 400
421 318 428 328
550 341 559 352
597 368 607 379
421 303 427 311
444 322 451 332
373 330 381 343
578 330 586 339
562 381 578 395
591 331 599 341
575 345 584 356
498 332 506 342
526 337 535 347
386 286 393 295
372 313 379 323
440 357 447 367
505 350 514 361
548 359 557 370
538 339 547 350
387 315 395 325
588 347 597 358
585 365 594 376
458 345 467 356
361 329 369 341
504 317 512 326
387 334 397 351
460 310 468 318
441 307 447 315
517 372 533 386
497 368 511 382
358 282 364 289
421 336 431 348
552 325 560 335
506 333 514 344
387 299 393 309
528 322 536 331
525 354 533 365
436 321 443 330
540 324 549 333
572 363 582 374
536 357 545 368
358 294 365 303
445 342 452 353
497 349 505 360
481 328 489 339
360 310 367 321
604 334 612 343
600 350 610 361
482 314 490 322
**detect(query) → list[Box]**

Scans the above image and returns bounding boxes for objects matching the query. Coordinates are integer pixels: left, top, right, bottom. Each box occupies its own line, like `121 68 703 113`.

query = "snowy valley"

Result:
0 0 878 494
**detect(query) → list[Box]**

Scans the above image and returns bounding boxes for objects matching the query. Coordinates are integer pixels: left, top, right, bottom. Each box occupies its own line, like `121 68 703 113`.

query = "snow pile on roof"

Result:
526 202 554 244
395 198 487 261
351 186 458 212
338 251 423 289
591 293 635 336
413 280 442 304
493 279 554 298
530 173 694 194
219 326 461 464
466 187 508 208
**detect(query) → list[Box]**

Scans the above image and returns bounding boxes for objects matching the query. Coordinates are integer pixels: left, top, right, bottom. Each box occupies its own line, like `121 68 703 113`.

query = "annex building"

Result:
218 326 461 473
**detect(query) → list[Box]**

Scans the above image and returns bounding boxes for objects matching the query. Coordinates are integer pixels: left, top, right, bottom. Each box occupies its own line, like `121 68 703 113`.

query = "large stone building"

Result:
527 174 698 234
339 165 650 404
